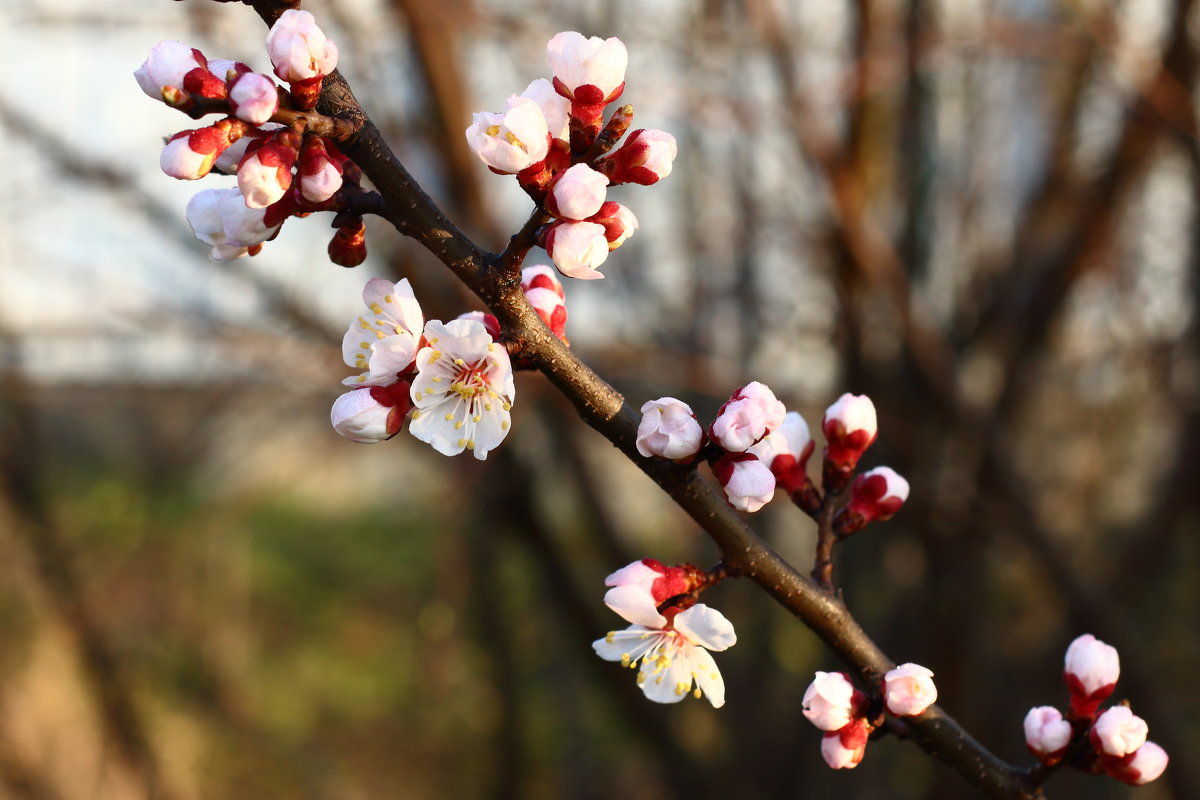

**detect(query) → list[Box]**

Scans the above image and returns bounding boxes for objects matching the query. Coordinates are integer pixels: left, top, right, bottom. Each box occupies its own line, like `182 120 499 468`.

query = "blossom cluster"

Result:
801 664 938 769
592 560 735 707
466 32 676 281
136 11 364 263
1022 634 1167 786
636 388 908 523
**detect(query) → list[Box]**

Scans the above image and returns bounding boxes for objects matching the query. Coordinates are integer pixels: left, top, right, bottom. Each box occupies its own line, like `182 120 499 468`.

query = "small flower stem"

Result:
179 95 362 140
812 488 842 589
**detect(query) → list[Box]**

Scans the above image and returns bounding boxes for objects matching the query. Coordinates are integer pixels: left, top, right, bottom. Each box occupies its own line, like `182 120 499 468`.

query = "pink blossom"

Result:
802 671 860 731
713 453 775 512
1090 706 1148 758
836 466 910 536
822 393 878 480
342 278 423 387
525 287 568 341
821 718 871 769
546 32 627 104
587 202 638 249
709 381 788 452
548 164 609 221
636 398 703 461
602 559 694 629
520 78 570 142
1023 706 1072 760
214 124 282 174
747 411 814 493
228 72 279 125
1108 742 1168 785
134 40 207 99
466 96 551 175
597 129 678 185
455 311 501 340
521 264 565 299
159 128 224 180
298 136 345 203
882 663 937 717
185 188 282 261
1064 634 1120 716
265 9 338 82
544 221 609 279
237 131 299 209
330 383 411 443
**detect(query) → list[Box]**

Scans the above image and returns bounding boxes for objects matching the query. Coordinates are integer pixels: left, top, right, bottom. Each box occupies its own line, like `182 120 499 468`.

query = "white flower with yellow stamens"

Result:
408 319 515 460
341 278 424 387
592 604 736 708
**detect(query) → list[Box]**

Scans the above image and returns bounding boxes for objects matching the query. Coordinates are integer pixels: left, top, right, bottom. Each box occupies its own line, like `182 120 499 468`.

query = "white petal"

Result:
673 605 736 652
686 645 726 708
604 585 666 628
637 642 691 704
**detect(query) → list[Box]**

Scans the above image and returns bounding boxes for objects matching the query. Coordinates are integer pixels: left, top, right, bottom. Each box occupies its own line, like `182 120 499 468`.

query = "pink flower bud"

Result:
1024 706 1072 761
456 311 501 341
597 129 678 185
228 72 279 125
822 393 878 486
298 136 345 203
637 398 703 461
160 128 225 180
548 164 609 221
587 201 638 249
747 412 814 493
237 130 300 209
466 96 551 175
709 381 788 453
546 32 627 105
521 264 565 299
521 78 570 142
821 718 870 769
1064 634 1120 717
186 188 282 261
835 466 910 536
1090 706 1148 759
214 124 282 174
524 287 568 341
134 40 207 99
882 663 937 717
544 221 609 280
803 671 861 731
1107 742 1168 785
713 453 775 512
266 9 339 83
330 383 411 443
603 559 696 628
206 59 250 84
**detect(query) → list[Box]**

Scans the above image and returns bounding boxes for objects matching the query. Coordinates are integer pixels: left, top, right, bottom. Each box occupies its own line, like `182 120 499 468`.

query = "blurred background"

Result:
0 0 1196 798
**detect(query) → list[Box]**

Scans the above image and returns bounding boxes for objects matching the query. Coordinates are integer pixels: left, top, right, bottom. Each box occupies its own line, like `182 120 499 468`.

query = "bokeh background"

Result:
0 0 1196 798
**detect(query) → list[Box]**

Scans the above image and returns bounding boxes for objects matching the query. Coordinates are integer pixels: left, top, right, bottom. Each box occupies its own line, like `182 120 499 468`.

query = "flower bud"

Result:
546 31 627 105
747 411 814 493
1023 706 1072 761
709 381 787 453
1107 742 1168 786
456 311 501 341
266 9 339 82
803 671 862 731
587 201 638 249
548 164 609 221
603 559 697 628
1064 634 1119 717
228 72 279 125
544 221 609 280
214 123 283 174
835 466 910 536
1090 706 1147 759
160 127 225 180
134 40 207 99
521 264 565 299
636 398 703 461
821 392 878 489
713 453 775 512
821 718 870 769
521 78 570 142
298 136 345 203
525 287 568 342
329 218 367 267
882 663 937 717
466 96 551 175
186 188 282 261
237 130 300 209
597 129 678 186
330 383 411 443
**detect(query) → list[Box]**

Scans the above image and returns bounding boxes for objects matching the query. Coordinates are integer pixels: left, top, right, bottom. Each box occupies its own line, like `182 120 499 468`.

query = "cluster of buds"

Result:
803 664 938 769
1022 635 1166 786
330 278 516 461
593 560 735 707
137 11 365 263
635 389 908 526
466 32 673 281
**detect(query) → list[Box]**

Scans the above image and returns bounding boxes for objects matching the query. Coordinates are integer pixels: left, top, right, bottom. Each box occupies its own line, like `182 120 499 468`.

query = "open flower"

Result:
465 96 551 174
409 319 515 460
341 278 424 387
593 604 736 708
